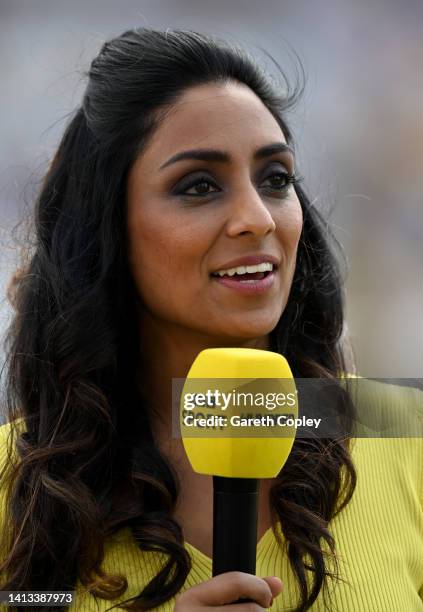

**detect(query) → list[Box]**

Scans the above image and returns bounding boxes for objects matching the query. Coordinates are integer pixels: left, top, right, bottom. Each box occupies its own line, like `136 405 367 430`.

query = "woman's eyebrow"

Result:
158 142 294 171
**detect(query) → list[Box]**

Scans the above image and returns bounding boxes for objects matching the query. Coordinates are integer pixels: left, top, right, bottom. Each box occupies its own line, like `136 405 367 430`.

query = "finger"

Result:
262 576 283 599
211 604 267 612
183 572 274 608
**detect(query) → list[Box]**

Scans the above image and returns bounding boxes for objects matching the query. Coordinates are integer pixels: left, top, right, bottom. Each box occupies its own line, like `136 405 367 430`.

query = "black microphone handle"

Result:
212 475 259 603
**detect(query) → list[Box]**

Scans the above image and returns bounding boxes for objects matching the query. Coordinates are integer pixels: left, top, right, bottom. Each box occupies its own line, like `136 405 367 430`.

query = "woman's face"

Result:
126 81 303 344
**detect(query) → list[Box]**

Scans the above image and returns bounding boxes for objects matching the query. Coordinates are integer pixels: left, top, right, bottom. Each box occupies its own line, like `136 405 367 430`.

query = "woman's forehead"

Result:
132 82 287 175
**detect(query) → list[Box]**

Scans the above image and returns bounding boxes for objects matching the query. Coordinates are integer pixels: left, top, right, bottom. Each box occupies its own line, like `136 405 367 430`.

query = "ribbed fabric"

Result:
0 381 422 611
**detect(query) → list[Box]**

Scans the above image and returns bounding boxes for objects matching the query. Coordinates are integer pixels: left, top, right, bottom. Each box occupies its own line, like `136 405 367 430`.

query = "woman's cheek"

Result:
275 209 303 248
283 196 303 241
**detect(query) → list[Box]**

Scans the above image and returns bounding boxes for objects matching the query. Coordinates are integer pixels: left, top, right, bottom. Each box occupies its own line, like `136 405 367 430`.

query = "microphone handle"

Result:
212 475 259 603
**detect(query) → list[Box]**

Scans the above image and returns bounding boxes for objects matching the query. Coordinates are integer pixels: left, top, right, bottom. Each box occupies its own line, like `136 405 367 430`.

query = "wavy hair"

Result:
0 27 357 611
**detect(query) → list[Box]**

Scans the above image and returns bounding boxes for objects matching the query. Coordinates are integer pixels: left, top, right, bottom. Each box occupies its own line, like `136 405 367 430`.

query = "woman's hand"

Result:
174 572 283 610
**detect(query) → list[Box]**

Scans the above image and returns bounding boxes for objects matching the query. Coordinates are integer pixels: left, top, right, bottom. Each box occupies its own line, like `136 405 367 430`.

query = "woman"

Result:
0 27 421 612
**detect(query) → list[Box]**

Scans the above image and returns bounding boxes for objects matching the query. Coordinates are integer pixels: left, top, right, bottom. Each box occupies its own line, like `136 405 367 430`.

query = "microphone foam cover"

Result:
180 348 297 478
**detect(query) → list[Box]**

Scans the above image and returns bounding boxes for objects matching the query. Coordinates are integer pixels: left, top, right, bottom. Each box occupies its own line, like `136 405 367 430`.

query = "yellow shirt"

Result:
1 380 422 611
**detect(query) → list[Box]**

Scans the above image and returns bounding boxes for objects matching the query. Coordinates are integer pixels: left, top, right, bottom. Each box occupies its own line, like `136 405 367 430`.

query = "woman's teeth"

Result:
213 262 274 277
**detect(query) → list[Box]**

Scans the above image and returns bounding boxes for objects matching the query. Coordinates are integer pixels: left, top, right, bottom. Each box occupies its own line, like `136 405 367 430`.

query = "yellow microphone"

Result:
179 347 297 582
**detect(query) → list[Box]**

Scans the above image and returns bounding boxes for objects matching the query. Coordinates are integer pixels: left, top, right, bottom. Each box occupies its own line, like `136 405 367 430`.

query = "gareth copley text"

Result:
183 413 322 429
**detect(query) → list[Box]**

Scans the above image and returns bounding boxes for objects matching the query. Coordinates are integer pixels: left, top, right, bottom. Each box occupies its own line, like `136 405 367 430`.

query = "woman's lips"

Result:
210 270 276 295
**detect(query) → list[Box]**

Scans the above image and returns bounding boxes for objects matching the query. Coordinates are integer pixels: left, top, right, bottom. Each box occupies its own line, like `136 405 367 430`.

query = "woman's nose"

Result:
225 184 276 237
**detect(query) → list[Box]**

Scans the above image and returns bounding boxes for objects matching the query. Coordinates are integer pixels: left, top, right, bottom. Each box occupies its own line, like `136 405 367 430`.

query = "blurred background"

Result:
0 0 422 380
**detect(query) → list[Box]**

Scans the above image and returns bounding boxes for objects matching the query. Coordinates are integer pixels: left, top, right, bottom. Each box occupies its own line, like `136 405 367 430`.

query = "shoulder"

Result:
0 417 26 496
340 375 423 436
0 417 25 463
0 419 15 468
342 378 423 506
0 418 26 567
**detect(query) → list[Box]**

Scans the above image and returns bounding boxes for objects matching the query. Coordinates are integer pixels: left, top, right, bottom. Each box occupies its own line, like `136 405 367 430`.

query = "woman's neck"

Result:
136 311 270 458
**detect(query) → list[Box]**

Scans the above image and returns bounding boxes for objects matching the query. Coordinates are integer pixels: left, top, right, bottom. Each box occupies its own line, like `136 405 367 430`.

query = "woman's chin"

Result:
215 318 279 342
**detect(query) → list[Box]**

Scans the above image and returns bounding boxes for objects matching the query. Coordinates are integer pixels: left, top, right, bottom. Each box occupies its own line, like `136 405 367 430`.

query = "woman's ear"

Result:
6 266 29 312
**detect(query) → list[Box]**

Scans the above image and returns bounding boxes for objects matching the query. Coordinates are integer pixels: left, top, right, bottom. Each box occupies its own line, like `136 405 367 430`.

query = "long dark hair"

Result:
0 27 357 611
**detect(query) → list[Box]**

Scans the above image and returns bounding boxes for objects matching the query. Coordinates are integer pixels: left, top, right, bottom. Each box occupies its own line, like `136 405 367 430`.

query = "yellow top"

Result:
0 380 422 611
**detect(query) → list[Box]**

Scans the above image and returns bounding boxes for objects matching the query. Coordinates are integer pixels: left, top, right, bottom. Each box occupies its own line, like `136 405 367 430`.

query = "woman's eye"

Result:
180 177 219 197
262 172 293 191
